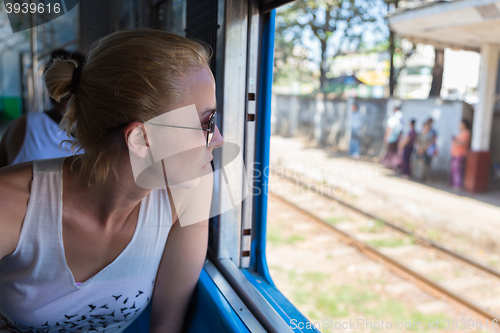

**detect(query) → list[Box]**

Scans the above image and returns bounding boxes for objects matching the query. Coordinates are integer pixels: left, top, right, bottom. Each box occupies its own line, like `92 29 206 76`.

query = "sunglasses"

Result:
104 111 214 149
148 111 216 148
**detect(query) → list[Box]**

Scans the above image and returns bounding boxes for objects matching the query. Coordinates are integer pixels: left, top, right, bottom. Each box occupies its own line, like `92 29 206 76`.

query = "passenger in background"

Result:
413 118 437 181
0 50 85 167
348 103 363 159
382 106 403 169
398 118 416 179
449 119 471 189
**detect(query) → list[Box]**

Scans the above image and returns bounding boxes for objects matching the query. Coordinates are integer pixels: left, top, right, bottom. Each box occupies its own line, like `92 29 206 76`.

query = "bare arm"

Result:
0 162 32 260
150 202 209 333
0 127 9 168
398 134 410 150
383 127 392 144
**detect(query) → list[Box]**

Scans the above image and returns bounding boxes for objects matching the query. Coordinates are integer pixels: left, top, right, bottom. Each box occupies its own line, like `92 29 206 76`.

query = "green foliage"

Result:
274 6 317 86
275 0 389 91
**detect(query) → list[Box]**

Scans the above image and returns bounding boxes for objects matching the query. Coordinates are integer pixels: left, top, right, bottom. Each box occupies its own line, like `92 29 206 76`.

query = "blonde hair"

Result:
44 29 211 187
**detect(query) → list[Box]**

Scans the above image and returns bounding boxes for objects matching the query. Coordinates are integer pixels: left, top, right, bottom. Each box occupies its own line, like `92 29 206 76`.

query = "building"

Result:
389 0 500 192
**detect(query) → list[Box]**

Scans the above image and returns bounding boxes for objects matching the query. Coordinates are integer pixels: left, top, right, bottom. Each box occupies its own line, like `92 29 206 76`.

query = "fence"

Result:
271 94 473 176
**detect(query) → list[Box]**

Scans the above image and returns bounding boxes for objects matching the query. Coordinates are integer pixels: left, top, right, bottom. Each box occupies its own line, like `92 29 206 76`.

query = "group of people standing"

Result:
382 107 471 188
349 104 472 189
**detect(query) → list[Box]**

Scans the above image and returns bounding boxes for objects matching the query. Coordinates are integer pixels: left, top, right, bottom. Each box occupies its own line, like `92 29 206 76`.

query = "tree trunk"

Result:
389 30 396 96
429 48 444 97
388 0 398 96
320 39 328 92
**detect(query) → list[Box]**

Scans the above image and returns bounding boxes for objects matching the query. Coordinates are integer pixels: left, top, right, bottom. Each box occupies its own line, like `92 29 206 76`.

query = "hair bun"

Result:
44 59 79 102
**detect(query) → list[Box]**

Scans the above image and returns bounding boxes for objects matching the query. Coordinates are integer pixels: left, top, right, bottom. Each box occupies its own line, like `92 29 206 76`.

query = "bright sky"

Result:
442 49 480 91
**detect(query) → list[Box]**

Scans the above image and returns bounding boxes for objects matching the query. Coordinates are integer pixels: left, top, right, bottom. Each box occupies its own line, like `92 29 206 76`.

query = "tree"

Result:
429 48 444 97
274 19 316 88
275 0 388 93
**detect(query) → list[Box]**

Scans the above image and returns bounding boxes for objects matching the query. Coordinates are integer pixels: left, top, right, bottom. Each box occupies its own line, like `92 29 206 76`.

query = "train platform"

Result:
269 135 500 256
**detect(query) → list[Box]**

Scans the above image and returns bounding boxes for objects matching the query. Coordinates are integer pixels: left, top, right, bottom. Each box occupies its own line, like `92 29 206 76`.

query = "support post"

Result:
464 44 499 192
30 10 38 113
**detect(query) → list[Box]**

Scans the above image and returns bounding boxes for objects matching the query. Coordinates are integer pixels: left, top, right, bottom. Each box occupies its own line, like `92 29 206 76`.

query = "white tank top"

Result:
11 112 74 165
0 157 173 333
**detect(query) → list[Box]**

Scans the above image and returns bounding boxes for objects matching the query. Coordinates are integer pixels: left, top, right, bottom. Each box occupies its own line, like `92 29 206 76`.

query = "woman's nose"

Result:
210 125 224 148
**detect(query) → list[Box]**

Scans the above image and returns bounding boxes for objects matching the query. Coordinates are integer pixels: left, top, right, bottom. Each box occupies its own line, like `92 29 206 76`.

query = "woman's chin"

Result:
169 177 201 189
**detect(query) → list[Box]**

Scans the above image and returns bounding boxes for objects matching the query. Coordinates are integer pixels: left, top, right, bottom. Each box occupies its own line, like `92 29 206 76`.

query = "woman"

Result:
0 29 223 333
450 119 471 188
399 119 416 178
413 119 435 181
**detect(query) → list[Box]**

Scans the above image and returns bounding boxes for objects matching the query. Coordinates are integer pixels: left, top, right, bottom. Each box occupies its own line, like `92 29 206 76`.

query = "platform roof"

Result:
388 0 500 52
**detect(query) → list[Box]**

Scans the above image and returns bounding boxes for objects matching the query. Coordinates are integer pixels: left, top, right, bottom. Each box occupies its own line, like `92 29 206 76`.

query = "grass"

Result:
287 270 328 284
488 255 499 265
319 179 328 185
266 226 283 246
427 228 442 241
367 237 414 248
325 216 351 224
358 219 385 233
285 235 305 244
402 221 417 232
270 266 455 333
430 274 445 281
294 285 379 318
266 226 305 246
292 278 449 332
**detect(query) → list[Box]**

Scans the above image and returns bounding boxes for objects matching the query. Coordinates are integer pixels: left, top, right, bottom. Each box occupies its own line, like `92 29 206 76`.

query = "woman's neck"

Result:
63 156 151 230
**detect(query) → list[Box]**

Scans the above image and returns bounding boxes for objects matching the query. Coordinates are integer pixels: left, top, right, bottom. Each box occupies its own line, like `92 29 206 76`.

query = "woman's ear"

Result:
125 122 149 158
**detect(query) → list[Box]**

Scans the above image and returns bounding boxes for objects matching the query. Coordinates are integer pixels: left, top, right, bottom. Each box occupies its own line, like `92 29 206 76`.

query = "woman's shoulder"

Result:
0 161 33 203
147 188 179 224
0 161 33 260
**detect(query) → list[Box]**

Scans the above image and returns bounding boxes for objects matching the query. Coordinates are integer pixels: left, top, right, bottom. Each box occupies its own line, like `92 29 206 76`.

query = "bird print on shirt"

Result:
0 289 150 333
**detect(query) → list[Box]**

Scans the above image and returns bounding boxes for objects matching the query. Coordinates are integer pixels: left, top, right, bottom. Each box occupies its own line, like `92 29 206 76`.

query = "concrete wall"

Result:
271 94 472 176
271 95 388 156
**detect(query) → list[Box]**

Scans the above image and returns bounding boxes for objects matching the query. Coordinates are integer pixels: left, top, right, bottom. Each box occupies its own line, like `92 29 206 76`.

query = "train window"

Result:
151 0 186 35
112 0 142 30
267 0 500 331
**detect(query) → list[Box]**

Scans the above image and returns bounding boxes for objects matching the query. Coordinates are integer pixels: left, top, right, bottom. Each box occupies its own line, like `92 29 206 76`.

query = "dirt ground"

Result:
269 136 500 271
265 192 496 333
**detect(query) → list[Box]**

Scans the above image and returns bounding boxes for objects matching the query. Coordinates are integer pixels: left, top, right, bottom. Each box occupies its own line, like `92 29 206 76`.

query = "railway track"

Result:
269 168 500 325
